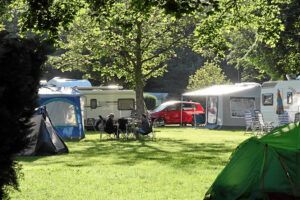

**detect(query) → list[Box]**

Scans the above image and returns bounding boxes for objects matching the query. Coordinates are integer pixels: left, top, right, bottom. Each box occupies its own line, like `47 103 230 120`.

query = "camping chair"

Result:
244 110 254 133
138 119 156 140
117 118 133 140
253 111 274 135
294 112 300 123
146 123 156 140
96 116 116 140
277 111 290 126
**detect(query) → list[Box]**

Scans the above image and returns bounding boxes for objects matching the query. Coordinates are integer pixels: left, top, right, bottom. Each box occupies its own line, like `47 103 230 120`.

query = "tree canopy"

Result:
187 61 230 90
48 1 195 115
193 0 299 81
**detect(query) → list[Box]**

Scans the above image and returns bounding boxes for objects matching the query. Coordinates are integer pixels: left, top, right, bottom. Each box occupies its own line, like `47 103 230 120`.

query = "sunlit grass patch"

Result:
10 128 249 200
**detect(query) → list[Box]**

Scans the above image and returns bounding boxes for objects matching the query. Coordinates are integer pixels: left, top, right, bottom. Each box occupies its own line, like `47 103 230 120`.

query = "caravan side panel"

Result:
261 80 300 126
79 90 136 128
222 86 260 128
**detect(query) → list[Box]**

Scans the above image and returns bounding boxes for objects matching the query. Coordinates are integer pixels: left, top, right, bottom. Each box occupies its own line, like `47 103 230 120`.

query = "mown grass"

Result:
10 127 250 200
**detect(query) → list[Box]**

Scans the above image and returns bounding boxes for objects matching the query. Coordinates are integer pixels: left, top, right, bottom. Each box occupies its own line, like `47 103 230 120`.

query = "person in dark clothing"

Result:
136 114 152 135
104 113 119 138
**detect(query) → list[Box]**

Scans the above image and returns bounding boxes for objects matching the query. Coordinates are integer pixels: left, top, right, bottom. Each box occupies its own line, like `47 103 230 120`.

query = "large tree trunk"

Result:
134 21 145 118
134 69 145 118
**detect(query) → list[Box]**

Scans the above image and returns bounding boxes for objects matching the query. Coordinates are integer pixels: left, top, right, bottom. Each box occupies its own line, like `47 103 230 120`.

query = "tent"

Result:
204 123 300 200
39 87 85 140
182 83 261 129
21 108 68 156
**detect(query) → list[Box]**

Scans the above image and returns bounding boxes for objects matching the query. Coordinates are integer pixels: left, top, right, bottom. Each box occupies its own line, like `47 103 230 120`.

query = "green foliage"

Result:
193 0 300 81
47 1 195 115
0 30 46 199
187 61 230 90
0 0 218 40
10 129 249 199
48 3 193 85
144 94 157 110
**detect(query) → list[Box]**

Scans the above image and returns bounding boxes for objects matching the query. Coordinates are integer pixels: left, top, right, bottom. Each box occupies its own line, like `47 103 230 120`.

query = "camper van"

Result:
76 87 136 129
261 80 300 126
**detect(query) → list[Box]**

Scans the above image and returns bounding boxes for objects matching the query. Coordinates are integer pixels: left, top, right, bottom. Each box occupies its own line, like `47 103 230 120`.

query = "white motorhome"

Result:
261 80 300 126
76 87 136 129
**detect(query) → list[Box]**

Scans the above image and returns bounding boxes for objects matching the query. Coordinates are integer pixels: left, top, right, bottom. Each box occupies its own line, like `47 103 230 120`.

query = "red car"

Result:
150 101 205 126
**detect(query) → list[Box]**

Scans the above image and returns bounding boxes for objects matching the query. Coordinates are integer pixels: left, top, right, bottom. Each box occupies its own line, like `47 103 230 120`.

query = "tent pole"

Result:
205 97 208 126
180 95 183 127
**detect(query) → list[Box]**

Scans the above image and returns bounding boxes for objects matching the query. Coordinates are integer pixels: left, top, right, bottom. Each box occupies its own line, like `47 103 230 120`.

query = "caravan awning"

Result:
39 87 81 97
183 83 261 96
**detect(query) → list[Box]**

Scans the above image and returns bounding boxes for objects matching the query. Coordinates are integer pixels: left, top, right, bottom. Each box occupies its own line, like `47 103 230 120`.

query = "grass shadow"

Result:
17 130 242 172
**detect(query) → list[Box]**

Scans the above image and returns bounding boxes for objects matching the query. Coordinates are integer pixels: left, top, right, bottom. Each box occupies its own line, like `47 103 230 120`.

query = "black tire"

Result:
153 118 165 127
191 116 196 126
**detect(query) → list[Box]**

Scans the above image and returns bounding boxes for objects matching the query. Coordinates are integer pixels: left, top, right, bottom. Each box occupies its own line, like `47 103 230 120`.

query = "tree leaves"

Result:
187 61 230 89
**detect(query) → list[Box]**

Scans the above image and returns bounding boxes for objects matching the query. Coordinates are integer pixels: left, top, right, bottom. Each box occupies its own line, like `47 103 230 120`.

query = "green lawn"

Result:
10 127 250 200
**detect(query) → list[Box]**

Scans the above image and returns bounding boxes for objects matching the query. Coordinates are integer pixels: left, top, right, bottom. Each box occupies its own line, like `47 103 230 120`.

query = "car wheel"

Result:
154 118 165 127
191 117 195 126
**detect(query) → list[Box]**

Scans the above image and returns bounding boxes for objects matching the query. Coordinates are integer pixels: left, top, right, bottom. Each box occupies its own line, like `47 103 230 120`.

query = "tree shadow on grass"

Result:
17 133 238 172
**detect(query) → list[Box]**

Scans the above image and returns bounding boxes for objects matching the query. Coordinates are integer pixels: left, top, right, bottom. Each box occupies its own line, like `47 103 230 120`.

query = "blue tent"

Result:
39 87 85 140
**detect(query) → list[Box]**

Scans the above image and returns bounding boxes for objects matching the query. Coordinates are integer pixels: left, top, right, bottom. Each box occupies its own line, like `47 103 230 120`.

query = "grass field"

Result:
10 127 250 200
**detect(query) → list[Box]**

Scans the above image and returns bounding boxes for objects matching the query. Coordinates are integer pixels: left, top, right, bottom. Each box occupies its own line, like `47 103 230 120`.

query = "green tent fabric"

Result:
204 123 300 200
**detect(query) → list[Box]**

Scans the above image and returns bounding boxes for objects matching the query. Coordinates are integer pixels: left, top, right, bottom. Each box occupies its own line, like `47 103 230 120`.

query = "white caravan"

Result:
76 87 136 129
261 80 300 126
183 82 261 129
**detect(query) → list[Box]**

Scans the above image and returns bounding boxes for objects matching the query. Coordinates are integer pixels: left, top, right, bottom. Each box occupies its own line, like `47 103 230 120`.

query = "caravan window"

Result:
287 92 293 104
118 99 134 110
90 99 97 109
262 93 273 106
230 97 255 118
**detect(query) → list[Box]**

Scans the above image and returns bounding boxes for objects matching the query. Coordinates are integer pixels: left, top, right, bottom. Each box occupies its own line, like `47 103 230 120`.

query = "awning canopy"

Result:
183 83 261 97
39 86 81 97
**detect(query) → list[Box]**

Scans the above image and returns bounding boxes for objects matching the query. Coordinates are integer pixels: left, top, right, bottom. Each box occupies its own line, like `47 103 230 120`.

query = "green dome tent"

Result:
204 123 300 200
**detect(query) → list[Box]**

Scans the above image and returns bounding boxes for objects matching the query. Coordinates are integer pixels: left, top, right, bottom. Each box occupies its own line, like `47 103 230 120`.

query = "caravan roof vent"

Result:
262 81 278 88
98 85 123 90
286 74 296 80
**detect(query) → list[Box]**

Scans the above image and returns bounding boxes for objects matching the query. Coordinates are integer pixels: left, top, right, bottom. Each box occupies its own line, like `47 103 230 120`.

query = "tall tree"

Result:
48 3 195 116
187 61 230 90
193 0 292 81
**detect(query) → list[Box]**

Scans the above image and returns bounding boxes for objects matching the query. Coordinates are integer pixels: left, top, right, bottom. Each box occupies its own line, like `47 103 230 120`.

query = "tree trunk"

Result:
134 21 145 118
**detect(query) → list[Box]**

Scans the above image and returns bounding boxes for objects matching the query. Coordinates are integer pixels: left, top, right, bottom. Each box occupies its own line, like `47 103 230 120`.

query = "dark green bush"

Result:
0 31 46 199
144 94 157 110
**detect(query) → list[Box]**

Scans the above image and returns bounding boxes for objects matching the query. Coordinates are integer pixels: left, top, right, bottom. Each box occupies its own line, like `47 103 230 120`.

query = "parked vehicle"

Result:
261 79 300 126
182 83 261 129
77 87 136 130
150 101 205 126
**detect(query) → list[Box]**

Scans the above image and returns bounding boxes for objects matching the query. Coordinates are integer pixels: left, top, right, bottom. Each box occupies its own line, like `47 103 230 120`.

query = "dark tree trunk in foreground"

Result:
0 31 47 199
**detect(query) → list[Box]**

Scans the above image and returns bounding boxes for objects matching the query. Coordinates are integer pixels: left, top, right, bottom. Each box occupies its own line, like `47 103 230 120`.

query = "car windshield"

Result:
152 101 178 112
